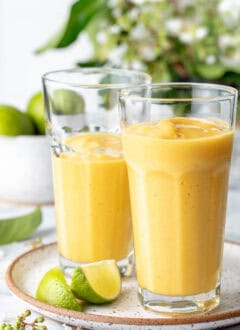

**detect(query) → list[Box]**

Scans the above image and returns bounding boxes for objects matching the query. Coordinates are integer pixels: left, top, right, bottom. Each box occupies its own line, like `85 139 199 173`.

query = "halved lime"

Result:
71 260 121 304
36 267 83 311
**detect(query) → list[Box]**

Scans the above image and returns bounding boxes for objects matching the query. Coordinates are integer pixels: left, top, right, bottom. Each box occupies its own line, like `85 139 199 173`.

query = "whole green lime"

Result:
53 89 85 115
0 105 35 136
27 92 46 135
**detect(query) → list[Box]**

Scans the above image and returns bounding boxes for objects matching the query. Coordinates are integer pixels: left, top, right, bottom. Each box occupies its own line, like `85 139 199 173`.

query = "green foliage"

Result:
0 208 42 245
0 310 47 329
37 0 240 85
77 60 107 67
36 0 107 53
37 0 240 118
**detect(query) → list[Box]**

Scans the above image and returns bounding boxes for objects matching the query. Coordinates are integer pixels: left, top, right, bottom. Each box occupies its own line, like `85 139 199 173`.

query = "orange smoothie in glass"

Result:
122 117 233 296
53 133 132 263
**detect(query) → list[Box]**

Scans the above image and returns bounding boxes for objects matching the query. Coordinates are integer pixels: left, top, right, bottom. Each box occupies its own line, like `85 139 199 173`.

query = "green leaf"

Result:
196 63 226 80
76 60 107 67
0 207 42 245
35 25 67 54
222 71 240 83
36 0 107 54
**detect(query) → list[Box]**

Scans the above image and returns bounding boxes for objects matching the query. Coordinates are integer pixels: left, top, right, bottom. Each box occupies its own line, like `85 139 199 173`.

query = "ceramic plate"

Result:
5 242 240 330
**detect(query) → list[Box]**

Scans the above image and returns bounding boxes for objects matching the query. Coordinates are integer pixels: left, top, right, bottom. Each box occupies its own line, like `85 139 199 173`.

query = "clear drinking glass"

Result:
42 68 151 276
119 83 238 314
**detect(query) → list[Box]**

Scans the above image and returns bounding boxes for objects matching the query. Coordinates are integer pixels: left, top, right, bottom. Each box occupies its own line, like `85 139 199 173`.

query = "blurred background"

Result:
0 0 90 107
1 1 240 327
0 0 239 230
1 0 240 109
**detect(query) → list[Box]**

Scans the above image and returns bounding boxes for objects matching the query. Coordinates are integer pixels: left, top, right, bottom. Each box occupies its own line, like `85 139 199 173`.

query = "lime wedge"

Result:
71 260 121 304
0 207 42 245
36 267 84 311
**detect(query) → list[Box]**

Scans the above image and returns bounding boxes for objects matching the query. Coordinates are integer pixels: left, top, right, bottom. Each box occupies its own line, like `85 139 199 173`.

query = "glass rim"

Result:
42 67 151 88
120 82 238 103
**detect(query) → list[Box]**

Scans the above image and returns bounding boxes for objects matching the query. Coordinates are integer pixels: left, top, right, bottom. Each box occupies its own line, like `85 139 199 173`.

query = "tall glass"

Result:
119 83 238 314
43 68 151 275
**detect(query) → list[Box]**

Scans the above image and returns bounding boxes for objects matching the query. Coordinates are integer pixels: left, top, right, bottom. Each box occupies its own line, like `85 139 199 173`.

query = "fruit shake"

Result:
53 133 132 264
122 117 233 296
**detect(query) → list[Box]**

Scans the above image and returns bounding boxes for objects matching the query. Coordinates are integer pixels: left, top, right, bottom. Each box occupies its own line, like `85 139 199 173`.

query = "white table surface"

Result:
0 189 240 329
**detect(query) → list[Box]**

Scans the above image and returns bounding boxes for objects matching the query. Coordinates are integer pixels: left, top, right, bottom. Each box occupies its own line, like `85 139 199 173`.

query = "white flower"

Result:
176 25 208 44
195 27 208 40
206 55 216 65
140 46 156 61
96 32 107 44
219 35 236 49
179 31 193 44
109 0 120 8
110 25 121 34
130 24 149 40
108 44 128 62
219 34 240 66
220 53 240 66
112 8 121 18
218 0 240 27
131 60 145 71
179 0 194 8
129 8 140 20
130 0 163 4
166 19 207 43
165 18 183 35
130 0 148 4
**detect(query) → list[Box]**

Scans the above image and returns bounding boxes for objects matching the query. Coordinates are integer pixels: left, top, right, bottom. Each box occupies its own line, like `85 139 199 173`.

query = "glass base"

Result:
59 251 134 278
138 284 220 316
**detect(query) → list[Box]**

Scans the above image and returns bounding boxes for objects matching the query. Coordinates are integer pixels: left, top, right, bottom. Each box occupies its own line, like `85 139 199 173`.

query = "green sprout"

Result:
0 310 47 330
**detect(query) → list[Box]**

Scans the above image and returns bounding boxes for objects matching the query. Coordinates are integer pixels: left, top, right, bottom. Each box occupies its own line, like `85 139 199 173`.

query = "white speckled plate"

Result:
6 242 240 330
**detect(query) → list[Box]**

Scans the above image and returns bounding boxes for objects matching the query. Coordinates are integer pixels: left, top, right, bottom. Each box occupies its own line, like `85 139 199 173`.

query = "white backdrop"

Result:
0 0 91 109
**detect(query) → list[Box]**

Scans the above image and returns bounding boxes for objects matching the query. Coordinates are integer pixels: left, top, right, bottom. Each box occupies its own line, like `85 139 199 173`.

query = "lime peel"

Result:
36 267 84 311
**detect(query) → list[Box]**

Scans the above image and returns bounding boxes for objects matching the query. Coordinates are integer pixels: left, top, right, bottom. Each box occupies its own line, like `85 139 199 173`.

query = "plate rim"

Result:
5 241 240 326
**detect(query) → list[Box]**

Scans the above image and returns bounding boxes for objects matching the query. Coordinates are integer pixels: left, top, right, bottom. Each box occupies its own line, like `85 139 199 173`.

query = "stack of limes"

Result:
0 95 44 136
0 89 84 242
0 105 35 136
36 260 121 311
26 92 46 135
0 90 85 137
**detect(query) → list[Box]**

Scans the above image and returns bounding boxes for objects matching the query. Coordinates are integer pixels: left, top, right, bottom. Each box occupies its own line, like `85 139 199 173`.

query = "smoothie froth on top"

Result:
126 117 229 140
62 133 123 161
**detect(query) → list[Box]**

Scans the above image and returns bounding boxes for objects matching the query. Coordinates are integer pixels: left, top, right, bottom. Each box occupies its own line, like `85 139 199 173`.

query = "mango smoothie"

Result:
122 117 233 296
53 133 132 263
